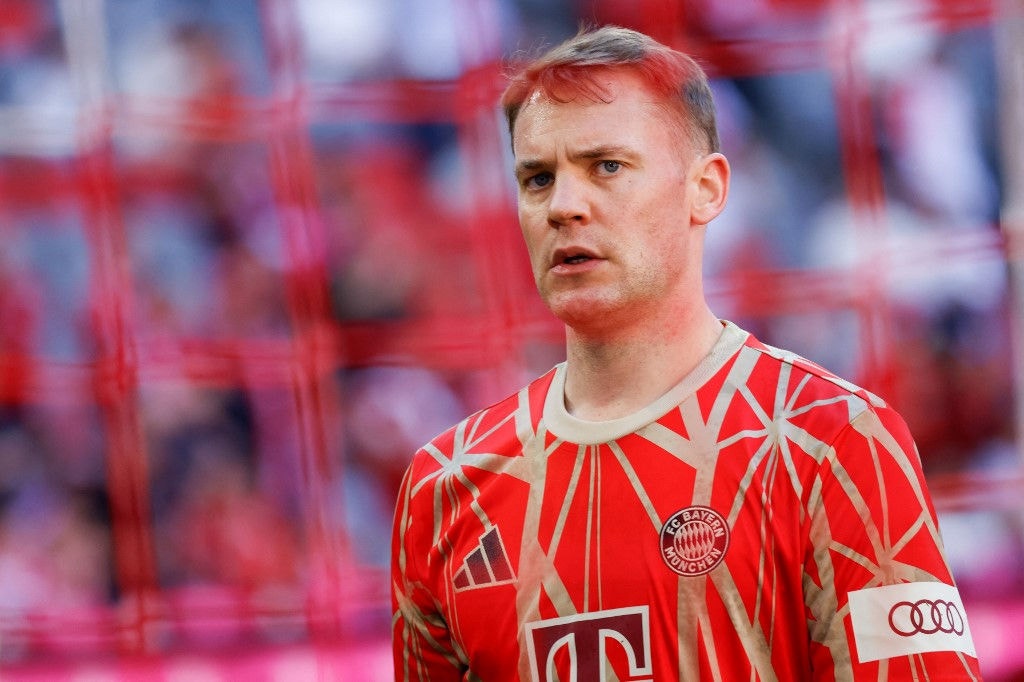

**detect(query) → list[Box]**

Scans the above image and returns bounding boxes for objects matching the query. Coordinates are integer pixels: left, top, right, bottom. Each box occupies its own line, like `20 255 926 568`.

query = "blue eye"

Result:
599 160 621 174
526 172 553 189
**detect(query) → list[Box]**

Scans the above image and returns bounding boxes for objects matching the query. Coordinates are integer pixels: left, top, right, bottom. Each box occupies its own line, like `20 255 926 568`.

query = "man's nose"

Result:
547 173 591 228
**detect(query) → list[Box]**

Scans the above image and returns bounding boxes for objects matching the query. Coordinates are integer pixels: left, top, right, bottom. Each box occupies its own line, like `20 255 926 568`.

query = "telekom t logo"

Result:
525 606 652 682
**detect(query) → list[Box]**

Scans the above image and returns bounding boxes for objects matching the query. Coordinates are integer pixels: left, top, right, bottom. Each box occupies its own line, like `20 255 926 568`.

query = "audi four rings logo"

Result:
888 599 966 637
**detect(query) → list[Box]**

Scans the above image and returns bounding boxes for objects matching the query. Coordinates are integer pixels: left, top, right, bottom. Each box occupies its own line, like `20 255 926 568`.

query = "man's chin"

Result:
544 293 623 330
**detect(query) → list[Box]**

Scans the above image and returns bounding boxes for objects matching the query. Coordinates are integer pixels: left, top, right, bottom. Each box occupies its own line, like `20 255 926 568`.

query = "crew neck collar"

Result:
542 321 748 445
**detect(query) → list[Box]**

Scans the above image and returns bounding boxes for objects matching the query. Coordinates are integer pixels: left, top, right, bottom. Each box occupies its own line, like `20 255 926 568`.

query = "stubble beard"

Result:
541 279 638 335
539 260 683 337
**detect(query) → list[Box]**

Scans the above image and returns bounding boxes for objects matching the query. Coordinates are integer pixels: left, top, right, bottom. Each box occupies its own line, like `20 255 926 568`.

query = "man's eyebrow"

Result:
572 145 636 161
514 158 548 178
515 146 637 175
515 158 545 172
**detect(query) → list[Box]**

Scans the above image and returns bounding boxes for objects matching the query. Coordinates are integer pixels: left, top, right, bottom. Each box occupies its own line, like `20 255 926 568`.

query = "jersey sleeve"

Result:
391 456 465 682
804 402 983 680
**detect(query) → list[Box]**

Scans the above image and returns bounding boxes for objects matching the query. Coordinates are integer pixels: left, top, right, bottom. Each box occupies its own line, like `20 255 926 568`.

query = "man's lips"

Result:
550 247 602 269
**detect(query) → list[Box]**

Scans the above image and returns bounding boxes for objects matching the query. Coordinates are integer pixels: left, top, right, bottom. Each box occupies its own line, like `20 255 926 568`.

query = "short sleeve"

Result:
804 404 982 680
391 457 465 681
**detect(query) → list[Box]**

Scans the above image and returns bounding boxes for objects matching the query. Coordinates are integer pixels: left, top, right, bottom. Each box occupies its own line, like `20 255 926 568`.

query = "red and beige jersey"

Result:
391 322 982 681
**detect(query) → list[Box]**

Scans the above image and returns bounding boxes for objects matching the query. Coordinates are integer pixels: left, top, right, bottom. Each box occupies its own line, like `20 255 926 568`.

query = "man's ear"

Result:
690 152 730 226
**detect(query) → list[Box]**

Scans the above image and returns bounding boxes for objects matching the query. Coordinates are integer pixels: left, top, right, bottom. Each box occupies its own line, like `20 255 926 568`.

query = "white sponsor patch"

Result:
848 582 976 662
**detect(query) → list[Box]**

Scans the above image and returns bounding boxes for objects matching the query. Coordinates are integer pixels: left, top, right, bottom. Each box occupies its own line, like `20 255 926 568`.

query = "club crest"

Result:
659 506 730 576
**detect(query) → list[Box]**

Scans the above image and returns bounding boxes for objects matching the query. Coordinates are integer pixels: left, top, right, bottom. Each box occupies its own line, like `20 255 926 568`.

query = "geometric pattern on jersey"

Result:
391 321 982 681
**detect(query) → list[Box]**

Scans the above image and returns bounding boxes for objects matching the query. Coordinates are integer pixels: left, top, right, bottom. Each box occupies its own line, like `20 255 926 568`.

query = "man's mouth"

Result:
552 248 599 268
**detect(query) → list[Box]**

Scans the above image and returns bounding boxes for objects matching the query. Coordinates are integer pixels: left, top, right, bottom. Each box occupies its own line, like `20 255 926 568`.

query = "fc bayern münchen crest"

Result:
659 506 730 577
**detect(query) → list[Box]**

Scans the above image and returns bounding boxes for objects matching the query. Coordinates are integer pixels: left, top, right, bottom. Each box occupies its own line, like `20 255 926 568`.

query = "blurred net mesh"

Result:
0 0 1020 679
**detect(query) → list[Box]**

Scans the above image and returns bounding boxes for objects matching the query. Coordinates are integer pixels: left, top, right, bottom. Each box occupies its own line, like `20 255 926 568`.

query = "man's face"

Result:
512 70 706 332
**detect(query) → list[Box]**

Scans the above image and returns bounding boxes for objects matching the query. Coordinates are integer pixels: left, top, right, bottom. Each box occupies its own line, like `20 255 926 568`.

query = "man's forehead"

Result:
513 81 668 148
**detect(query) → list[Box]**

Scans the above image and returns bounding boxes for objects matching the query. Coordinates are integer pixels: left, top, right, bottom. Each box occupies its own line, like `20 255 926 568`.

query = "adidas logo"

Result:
453 526 516 591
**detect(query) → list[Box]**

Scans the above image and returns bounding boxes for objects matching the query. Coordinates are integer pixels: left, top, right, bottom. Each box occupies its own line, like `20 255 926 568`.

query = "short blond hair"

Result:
501 26 720 154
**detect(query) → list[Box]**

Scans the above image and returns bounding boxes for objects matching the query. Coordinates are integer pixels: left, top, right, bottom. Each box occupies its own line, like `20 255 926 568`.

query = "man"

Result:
391 26 982 681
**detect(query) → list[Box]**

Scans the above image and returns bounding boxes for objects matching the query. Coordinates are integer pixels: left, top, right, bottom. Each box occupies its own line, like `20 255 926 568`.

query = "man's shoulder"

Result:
740 332 888 411
409 364 559 464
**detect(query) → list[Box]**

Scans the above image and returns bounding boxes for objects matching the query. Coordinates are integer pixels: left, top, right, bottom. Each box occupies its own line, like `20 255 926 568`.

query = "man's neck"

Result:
561 305 723 422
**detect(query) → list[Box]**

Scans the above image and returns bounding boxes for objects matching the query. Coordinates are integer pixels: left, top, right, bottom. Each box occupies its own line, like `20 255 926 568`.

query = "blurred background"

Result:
0 0 1020 679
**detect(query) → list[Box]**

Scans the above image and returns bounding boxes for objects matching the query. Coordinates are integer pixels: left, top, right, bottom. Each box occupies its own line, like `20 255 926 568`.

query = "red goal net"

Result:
0 0 1020 679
